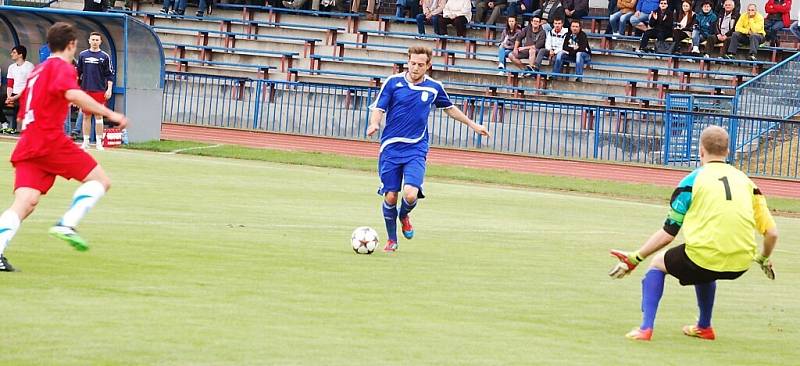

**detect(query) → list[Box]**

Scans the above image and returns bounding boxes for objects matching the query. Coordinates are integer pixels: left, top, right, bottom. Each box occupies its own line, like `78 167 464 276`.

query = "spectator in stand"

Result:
417 0 445 35
2 46 34 134
160 0 187 15
791 7 800 41
707 0 739 56
610 0 637 36
764 0 792 46
535 17 568 71
669 0 696 54
77 32 115 151
83 0 107 11
714 0 739 14
539 0 565 32
605 0 617 34
636 0 672 52
553 20 591 81
631 0 661 32
438 0 471 37
724 3 765 60
509 0 539 23
475 0 508 25
497 16 523 71
395 0 422 19
351 0 377 20
283 0 332 12
562 0 588 24
509 15 547 74
694 0 718 55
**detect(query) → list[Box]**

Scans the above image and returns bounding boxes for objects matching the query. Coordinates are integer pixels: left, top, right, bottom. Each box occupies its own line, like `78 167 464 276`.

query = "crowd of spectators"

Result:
74 0 799 81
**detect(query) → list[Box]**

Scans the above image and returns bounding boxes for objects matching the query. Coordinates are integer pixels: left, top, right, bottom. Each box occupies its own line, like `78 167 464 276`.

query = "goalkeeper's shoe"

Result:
682 325 715 340
0 255 17 272
49 225 89 252
625 327 653 341
400 216 414 239
383 240 398 253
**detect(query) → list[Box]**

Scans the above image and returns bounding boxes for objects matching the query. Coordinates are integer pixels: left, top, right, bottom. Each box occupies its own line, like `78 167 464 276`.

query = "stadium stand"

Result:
46 0 798 108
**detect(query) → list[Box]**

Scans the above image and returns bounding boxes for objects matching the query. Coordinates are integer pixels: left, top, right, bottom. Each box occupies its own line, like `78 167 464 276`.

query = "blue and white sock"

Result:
0 210 21 256
695 281 716 328
398 197 417 219
640 268 666 330
382 200 398 243
59 180 106 228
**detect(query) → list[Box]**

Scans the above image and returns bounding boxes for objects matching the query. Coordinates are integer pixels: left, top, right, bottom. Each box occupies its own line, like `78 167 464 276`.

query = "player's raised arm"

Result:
65 89 127 129
443 106 490 137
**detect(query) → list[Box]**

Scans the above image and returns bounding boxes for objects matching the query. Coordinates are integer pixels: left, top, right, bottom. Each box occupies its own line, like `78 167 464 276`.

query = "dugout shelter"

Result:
0 6 164 142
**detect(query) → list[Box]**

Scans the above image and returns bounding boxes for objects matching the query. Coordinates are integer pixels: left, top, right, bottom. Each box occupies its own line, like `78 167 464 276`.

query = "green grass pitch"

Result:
0 141 797 365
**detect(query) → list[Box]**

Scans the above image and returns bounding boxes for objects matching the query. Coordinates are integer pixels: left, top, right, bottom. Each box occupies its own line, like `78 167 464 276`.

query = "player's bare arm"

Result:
65 89 127 129
444 106 490 137
366 109 384 136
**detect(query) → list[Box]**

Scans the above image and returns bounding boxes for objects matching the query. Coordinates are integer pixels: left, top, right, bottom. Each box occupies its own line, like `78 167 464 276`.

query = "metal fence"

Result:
163 72 800 179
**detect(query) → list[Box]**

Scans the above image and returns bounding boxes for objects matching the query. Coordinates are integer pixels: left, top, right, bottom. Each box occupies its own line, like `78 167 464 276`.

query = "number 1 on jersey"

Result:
718 176 732 200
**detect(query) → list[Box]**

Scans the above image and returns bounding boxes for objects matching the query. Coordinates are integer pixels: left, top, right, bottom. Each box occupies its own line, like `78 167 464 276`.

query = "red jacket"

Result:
765 0 792 27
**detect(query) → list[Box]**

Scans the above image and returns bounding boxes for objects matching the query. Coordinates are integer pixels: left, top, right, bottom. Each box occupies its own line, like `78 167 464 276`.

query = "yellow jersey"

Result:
663 162 776 272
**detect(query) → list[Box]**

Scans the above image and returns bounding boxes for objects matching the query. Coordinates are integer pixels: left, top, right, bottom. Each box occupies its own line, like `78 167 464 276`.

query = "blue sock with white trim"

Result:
59 180 106 228
398 197 417 219
695 281 716 328
382 201 398 243
640 268 666 330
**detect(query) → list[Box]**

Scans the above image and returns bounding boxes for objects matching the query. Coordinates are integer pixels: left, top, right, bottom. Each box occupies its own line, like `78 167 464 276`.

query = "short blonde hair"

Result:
700 126 729 156
408 46 432 63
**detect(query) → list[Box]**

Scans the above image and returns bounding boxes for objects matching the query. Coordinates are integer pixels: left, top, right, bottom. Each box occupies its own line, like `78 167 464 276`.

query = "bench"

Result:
153 25 320 57
165 57 276 79
287 67 384 87
163 43 297 72
356 28 500 59
214 3 362 33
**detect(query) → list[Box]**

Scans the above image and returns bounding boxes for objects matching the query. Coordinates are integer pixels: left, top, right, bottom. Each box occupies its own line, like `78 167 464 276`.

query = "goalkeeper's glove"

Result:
754 254 775 280
609 249 644 279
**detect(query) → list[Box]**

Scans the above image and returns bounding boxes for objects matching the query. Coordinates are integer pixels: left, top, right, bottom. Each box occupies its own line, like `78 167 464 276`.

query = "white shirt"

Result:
7 60 34 95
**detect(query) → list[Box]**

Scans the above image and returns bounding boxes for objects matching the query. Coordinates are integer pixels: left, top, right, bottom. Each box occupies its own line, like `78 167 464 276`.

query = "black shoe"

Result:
159 8 168 13
748 54 757 61
574 77 582 82
195 10 203 17
0 255 17 272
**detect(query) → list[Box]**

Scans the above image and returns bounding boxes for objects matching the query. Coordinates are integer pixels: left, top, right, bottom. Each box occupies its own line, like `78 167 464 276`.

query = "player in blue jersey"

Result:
366 46 490 253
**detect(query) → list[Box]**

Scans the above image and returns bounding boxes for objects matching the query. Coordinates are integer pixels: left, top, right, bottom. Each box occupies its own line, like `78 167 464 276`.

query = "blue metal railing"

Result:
162 72 800 179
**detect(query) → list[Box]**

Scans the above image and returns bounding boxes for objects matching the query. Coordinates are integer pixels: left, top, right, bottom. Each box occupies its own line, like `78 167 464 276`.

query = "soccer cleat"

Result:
48 225 89 251
682 325 715 340
383 239 398 253
400 216 414 239
0 255 17 272
625 327 653 341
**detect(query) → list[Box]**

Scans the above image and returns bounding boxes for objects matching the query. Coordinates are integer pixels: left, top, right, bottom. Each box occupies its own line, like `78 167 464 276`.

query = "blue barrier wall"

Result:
163 72 800 179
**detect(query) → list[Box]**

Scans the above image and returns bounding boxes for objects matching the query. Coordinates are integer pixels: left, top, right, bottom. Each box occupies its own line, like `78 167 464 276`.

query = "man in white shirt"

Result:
3 46 35 134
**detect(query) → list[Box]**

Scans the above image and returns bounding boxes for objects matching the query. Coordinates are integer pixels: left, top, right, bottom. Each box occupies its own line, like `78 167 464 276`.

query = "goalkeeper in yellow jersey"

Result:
608 125 779 341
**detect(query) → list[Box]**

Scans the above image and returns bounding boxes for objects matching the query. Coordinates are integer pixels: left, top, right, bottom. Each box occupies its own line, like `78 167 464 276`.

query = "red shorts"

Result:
82 91 107 114
13 143 98 194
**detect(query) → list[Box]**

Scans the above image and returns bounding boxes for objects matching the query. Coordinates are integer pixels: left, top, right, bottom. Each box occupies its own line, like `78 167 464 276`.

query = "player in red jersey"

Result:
0 23 128 272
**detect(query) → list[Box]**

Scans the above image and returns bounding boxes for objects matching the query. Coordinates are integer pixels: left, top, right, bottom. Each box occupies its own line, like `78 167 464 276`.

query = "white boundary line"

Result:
162 144 223 155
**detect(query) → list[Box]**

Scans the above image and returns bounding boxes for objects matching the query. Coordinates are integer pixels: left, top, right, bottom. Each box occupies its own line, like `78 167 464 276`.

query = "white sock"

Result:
95 119 104 145
82 135 90 145
59 180 106 228
0 210 21 256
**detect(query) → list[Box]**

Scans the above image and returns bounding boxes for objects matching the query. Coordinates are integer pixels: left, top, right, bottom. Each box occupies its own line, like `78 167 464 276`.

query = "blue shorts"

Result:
377 154 426 198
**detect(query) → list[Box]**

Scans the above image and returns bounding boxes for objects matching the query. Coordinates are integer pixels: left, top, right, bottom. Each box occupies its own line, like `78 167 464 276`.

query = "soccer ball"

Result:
351 227 379 254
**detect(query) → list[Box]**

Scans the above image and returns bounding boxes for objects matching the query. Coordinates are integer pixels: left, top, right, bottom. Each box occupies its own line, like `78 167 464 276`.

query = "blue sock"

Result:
640 268 666 330
382 201 398 243
398 197 417 219
695 281 716 328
